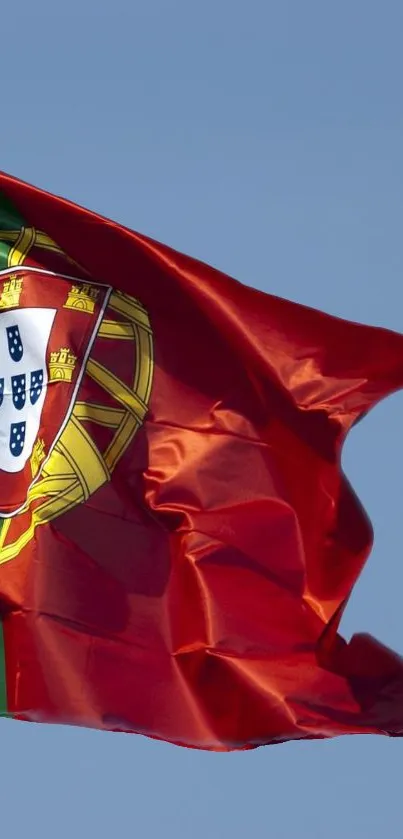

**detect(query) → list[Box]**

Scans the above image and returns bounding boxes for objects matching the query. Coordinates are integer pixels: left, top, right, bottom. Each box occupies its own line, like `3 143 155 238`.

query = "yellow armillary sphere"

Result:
0 221 154 563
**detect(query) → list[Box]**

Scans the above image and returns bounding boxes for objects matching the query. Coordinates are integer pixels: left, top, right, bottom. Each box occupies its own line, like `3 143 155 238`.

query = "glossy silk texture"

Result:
1 172 403 750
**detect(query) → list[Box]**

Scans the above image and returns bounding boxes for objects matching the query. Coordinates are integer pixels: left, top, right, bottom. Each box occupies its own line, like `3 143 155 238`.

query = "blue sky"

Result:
1 1 403 836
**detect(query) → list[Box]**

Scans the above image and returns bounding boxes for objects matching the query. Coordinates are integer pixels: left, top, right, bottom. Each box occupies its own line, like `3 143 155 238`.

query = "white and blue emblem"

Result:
0 308 56 473
6 325 23 362
11 373 26 410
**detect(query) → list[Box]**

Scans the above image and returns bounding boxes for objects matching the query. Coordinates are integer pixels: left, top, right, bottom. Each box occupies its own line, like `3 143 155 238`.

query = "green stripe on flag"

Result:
0 191 27 270
0 519 8 715
0 192 25 229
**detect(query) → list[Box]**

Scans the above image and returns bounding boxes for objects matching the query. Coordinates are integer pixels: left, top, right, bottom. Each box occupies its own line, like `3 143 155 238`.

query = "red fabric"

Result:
0 171 403 749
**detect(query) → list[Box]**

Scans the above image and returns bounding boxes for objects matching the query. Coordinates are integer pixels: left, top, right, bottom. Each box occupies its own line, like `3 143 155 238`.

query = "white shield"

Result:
0 308 56 473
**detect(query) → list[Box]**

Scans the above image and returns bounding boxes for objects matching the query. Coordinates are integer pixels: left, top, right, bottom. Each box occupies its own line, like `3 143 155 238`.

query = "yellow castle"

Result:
0 275 23 309
49 348 77 382
64 283 99 314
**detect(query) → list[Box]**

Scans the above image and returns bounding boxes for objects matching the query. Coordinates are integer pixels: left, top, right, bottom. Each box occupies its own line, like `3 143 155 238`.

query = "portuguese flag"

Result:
0 172 402 750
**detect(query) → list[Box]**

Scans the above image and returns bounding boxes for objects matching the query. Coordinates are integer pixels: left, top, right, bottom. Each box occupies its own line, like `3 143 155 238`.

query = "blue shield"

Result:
11 374 26 410
0 307 56 476
30 369 44 405
6 325 23 362
9 421 26 457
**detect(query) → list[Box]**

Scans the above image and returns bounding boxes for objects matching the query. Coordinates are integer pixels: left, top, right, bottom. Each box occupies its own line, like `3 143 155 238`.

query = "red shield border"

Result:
0 266 111 516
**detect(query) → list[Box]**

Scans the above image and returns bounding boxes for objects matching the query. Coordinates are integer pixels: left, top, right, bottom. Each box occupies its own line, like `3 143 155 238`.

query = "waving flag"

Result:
0 172 402 750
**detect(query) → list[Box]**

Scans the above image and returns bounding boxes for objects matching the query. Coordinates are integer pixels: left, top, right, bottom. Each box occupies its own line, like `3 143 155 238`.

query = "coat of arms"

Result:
0 266 153 562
